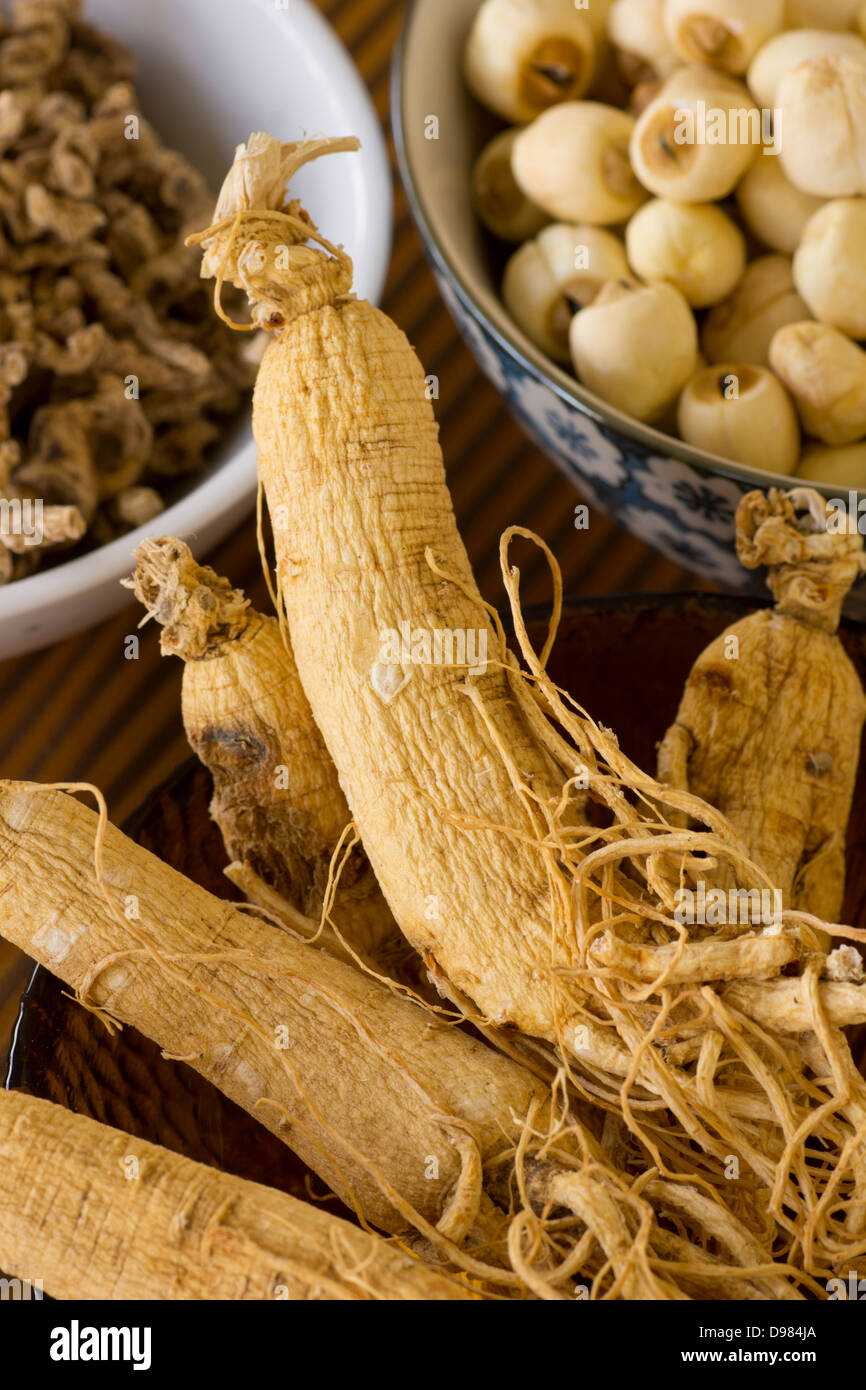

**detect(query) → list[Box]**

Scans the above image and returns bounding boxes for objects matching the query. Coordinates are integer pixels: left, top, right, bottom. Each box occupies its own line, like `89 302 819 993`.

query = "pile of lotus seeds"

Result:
466 0 866 486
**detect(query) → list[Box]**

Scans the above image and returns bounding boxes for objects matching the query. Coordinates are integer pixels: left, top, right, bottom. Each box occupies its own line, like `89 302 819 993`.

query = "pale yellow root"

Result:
0 780 539 1257
0 1089 473 1300
659 487 866 928
127 537 403 967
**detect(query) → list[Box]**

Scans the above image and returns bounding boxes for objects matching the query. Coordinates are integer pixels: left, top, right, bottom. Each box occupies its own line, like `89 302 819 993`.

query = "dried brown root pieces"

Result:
0 0 259 580
0 430 86 579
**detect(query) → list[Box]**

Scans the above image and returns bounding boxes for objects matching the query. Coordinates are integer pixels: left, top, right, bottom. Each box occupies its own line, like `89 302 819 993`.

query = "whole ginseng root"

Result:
127 537 403 969
658 486 866 925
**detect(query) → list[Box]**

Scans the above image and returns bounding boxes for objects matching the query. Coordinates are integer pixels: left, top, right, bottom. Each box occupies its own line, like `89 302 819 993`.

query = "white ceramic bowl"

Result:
0 0 391 659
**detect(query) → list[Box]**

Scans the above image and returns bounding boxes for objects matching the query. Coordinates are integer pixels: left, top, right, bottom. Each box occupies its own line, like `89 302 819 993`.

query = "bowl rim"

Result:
0 0 392 634
390 0 862 502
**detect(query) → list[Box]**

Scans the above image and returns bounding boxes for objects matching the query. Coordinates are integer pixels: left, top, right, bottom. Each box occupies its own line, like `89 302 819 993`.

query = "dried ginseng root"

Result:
0 781 799 1300
188 131 575 1049
190 132 866 1286
659 486 866 924
0 780 532 1269
0 1089 471 1301
125 536 406 974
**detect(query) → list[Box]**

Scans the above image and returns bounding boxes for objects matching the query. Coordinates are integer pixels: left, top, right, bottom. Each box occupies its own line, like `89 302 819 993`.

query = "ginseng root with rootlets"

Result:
190 131 866 1284
659 485 866 927
0 779 791 1301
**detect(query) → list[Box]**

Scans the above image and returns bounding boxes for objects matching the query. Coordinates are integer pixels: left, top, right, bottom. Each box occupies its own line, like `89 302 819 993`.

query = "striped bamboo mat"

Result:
0 0 708 1035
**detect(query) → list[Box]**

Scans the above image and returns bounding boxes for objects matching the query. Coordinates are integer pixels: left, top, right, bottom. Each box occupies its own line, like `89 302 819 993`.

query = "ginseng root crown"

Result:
124 537 251 660
186 131 358 330
736 486 866 631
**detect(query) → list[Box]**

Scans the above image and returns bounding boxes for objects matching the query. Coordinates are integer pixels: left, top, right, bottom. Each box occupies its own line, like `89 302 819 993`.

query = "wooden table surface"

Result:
0 0 711 1052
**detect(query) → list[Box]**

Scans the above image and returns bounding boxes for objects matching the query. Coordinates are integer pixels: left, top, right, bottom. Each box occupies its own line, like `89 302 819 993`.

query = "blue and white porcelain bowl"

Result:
392 0 865 606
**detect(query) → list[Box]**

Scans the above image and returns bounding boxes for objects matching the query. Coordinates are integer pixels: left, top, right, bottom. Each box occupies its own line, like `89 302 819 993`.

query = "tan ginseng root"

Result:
189 132 866 1285
0 782 804 1301
0 1089 471 1301
658 487 866 929
124 536 408 977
